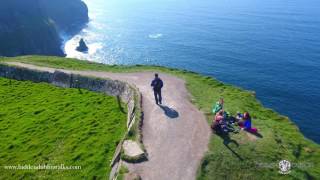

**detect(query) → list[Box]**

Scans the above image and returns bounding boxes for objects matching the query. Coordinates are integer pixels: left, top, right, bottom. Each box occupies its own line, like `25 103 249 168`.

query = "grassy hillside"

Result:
0 77 127 179
1 56 319 179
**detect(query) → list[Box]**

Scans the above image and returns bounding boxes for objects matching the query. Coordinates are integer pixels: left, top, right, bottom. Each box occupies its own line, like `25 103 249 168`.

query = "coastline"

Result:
60 0 320 145
2 0 319 178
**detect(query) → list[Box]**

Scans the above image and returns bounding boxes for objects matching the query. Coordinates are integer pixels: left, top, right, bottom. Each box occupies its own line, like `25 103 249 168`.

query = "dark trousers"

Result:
154 90 162 104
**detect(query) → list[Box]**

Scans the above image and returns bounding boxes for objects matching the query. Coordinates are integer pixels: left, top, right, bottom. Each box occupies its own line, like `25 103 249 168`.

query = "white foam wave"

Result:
149 33 163 39
64 35 103 60
88 43 103 54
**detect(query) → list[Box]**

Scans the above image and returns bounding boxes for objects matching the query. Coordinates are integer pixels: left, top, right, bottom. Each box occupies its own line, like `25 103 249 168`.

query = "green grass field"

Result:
1 56 319 179
0 77 127 179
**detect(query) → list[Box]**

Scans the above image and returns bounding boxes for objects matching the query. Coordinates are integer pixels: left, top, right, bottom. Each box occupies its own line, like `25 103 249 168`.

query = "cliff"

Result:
0 0 88 57
40 0 89 34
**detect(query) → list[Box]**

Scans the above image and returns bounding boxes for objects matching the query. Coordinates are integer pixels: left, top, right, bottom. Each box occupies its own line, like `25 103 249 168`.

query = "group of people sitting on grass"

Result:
211 98 258 134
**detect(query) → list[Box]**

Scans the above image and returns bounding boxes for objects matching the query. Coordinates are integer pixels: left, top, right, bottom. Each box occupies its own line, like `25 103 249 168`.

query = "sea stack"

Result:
76 38 89 52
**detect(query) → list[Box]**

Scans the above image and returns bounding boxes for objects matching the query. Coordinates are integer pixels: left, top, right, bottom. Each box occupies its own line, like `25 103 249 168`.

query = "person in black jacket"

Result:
151 73 164 105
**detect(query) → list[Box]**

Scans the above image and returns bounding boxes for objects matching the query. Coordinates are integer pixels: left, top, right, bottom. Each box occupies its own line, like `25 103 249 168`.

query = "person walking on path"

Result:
151 73 164 105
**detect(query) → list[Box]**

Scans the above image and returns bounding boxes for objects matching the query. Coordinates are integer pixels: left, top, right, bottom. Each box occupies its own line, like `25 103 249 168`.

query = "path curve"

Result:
6 62 211 180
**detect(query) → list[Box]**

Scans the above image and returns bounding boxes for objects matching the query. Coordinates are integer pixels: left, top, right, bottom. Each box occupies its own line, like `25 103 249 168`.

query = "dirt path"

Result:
6 62 211 180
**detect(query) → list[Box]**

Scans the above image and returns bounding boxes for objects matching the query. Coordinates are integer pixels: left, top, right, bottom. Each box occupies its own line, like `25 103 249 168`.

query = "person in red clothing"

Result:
215 110 224 123
211 110 226 132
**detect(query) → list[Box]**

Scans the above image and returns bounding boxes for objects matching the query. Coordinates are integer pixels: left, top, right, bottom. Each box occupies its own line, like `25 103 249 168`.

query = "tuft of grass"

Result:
1 56 319 179
117 164 129 180
0 77 127 179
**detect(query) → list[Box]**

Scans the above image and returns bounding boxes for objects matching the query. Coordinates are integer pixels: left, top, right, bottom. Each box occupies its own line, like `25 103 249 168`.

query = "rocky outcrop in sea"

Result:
76 38 89 53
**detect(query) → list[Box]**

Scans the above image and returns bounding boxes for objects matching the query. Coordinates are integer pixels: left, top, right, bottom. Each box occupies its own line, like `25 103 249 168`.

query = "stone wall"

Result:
0 64 53 82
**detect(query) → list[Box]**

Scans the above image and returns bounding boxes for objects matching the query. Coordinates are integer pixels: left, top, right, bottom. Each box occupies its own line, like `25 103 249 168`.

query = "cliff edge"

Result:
0 0 88 57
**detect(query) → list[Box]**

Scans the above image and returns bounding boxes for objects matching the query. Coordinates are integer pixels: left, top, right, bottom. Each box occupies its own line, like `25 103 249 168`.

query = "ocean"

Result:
64 0 320 143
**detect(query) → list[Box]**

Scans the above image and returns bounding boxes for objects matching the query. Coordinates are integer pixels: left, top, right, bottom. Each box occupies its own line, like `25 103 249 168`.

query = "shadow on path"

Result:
159 105 179 118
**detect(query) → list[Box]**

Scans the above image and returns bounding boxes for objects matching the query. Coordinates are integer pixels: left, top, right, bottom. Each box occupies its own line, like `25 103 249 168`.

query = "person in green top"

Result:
212 98 224 114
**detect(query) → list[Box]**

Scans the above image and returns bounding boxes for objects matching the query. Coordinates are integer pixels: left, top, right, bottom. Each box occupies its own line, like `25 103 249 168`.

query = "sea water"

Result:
65 0 320 143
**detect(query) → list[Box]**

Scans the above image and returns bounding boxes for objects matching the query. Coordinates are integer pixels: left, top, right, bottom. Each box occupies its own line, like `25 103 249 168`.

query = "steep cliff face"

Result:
0 0 63 56
0 0 88 57
40 0 89 34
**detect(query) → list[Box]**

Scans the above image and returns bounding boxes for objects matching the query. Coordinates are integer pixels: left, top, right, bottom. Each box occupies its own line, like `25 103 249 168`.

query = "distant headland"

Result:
0 0 88 57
